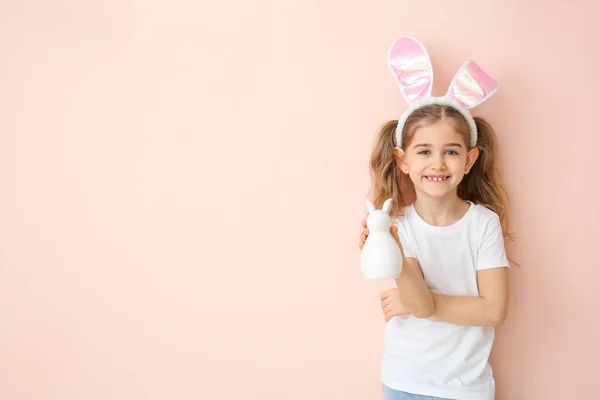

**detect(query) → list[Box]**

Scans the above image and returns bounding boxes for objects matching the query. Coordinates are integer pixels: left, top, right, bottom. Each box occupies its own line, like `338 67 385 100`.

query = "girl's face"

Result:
395 119 479 200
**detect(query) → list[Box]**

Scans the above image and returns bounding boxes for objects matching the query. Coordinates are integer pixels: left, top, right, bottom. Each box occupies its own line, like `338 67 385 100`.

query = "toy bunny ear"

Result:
366 199 376 213
446 60 498 109
387 36 434 104
382 198 393 214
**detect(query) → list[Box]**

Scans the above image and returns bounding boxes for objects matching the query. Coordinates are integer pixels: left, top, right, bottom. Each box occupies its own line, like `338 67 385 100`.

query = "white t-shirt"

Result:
381 202 509 400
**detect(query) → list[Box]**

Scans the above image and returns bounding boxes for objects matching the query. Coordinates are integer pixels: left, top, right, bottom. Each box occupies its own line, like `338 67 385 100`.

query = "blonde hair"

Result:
368 105 513 240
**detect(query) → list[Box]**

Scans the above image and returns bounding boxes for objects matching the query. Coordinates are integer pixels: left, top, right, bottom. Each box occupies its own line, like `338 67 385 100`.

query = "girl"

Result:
358 37 511 400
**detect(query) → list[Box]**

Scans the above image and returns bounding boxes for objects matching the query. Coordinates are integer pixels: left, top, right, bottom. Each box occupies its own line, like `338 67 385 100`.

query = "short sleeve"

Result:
394 218 416 259
477 214 509 270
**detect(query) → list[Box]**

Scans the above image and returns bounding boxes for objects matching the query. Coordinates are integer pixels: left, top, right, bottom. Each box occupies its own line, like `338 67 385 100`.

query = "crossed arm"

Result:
395 257 509 327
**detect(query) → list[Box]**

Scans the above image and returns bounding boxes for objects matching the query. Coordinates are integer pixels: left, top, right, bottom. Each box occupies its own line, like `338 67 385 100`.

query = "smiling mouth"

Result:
424 175 450 182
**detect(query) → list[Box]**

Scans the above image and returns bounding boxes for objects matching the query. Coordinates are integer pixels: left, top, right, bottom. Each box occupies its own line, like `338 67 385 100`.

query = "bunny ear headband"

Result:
388 36 498 148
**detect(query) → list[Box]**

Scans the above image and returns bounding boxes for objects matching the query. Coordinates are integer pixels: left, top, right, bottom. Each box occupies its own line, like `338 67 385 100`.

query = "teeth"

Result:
426 176 447 181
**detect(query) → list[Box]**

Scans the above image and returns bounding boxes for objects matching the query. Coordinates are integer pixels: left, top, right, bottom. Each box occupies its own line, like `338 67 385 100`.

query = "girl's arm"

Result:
394 257 434 318
430 267 509 327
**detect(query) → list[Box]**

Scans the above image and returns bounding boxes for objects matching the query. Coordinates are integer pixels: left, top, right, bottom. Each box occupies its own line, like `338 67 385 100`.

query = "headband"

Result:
387 36 499 148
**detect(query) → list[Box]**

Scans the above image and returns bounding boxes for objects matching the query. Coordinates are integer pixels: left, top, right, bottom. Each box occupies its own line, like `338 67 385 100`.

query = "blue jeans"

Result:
383 385 452 400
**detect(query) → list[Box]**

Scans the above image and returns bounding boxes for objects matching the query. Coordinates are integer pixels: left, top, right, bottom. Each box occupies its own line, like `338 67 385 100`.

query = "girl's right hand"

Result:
359 219 401 250
359 219 369 249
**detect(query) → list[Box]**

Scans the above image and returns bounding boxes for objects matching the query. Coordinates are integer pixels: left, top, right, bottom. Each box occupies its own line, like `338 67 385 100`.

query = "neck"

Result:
413 190 470 227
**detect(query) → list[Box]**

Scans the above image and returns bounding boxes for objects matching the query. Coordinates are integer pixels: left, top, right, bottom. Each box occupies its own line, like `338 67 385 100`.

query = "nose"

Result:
431 153 446 170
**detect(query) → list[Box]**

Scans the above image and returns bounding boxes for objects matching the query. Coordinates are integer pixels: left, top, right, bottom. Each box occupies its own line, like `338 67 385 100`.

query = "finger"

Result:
390 225 401 247
380 290 392 301
390 226 400 243
361 219 367 228
363 228 369 236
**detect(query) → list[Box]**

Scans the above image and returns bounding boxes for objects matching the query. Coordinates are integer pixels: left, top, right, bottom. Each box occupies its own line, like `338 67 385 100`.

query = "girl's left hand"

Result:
380 288 410 322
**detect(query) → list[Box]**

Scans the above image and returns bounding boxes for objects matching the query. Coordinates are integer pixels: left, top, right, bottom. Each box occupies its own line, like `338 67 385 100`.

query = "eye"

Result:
417 150 430 155
445 149 459 155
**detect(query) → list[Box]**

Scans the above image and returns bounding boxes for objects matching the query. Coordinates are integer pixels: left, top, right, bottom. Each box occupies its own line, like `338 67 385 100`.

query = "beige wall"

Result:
1 1 598 399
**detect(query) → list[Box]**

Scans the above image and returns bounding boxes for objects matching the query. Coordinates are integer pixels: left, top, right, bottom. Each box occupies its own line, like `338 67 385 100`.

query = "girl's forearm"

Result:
394 259 434 318
431 293 506 327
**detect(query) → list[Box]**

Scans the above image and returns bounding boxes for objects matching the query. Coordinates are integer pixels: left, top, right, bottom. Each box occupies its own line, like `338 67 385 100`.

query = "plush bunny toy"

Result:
361 198 403 280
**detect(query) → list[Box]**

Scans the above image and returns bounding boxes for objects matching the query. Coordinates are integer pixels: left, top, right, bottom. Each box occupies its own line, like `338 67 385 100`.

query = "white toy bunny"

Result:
361 198 403 280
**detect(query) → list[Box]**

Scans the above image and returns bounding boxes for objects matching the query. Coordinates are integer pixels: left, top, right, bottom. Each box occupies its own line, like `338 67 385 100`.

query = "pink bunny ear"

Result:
446 60 498 109
387 37 433 104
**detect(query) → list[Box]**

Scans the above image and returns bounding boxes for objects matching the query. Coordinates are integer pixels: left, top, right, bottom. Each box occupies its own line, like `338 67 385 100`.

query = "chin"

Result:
422 190 453 199
416 183 458 198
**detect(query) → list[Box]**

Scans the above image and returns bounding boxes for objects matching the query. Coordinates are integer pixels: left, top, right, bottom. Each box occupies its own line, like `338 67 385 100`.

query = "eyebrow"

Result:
413 143 464 148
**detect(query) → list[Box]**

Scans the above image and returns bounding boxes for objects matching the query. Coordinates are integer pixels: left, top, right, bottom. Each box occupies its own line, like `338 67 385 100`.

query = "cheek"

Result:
405 155 421 166
451 157 468 171
405 158 423 173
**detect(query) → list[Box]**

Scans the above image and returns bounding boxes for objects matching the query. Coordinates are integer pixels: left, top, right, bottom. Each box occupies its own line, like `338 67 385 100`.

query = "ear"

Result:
388 36 434 104
446 60 499 109
366 199 376 213
465 147 480 174
382 198 393 214
393 147 409 174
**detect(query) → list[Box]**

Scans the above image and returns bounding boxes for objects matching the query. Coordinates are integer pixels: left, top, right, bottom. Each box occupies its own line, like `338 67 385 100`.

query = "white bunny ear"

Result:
382 198 393 214
387 36 434 105
366 199 376 213
446 60 498 109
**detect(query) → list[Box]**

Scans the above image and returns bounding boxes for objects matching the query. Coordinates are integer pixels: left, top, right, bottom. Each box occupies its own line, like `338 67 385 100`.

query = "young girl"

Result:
358 37 511 400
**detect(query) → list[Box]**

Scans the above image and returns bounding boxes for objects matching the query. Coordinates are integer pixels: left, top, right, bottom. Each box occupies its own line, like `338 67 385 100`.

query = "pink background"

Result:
1 1 598 399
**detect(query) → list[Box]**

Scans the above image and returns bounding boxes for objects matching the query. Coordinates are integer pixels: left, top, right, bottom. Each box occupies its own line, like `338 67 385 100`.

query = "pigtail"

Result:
368 120 413 216
458 117 513 240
